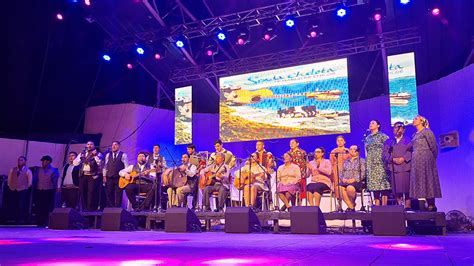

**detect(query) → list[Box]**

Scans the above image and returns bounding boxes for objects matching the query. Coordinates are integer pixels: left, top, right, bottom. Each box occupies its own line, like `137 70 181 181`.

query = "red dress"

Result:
287 148 307 199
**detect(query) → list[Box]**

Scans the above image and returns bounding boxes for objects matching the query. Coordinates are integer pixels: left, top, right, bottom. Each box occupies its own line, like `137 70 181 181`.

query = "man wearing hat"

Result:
384 122 412 209
35 155 60 226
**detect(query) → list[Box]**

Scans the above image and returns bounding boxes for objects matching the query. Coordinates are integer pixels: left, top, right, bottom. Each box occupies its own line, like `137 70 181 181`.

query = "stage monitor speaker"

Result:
290 206 326 234
372 205 406 236
49 208 87 229
101 208 137 231
165 207 201 232
225 207 260 233
407 212 446 235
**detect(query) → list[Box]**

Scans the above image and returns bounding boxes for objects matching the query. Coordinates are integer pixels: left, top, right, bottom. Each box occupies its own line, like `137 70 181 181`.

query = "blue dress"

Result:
364 132 391 191
410 128 442 198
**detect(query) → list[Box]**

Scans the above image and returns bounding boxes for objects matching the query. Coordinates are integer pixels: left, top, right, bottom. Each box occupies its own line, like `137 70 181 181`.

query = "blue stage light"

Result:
176 40 184 48
102 54 111 61
336 8 347 18
400 0 410 4
217 32 226 41
285 18 295 28
136 47 144 55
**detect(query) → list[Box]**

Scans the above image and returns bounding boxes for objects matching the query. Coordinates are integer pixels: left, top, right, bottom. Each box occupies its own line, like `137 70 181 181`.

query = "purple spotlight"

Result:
431 7 440 16
206 50 213 56
373 13 382 21
154 53 161 60
237 38 245 45
84 0 91 6
263 33 271 41
56 13 64 20
309 31 317 38
126 63 133 69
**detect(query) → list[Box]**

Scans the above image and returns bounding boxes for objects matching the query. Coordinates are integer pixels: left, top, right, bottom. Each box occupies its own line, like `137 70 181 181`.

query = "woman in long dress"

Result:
410 115 442 212
364 120 391 206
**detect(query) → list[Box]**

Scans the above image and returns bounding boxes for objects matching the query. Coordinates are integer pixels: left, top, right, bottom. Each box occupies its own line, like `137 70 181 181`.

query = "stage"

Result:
0 227 472 265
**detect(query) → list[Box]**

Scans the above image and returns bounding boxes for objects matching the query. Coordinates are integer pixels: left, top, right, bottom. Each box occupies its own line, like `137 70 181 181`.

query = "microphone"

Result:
363 129 371 138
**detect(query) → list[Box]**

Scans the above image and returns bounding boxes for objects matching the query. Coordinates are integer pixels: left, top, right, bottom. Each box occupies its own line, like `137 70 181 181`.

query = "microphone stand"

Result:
152 154 164 213
164 147 179 209
274 156 284 211
389 129 400 206
236 158 244 207
330 150 346 212
245 151 270 210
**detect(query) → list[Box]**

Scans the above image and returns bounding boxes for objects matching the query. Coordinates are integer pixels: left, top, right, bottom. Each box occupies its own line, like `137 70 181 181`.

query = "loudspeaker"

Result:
372 205 406 236
290 206 326 234
225 207 260 233
101 208 137 231
165 207 201 232
49 208 87 229
408 212 446 235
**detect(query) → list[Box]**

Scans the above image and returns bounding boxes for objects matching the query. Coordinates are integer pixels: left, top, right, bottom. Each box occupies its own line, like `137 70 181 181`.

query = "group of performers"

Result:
5 115 442 224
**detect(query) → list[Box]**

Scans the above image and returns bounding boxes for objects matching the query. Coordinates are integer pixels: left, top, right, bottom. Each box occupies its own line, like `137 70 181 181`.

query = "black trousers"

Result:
125 183 154 210
61 187 79 209
203 183 229 210
35 189 55 226
79 175 99 210
8 189 30 223
105 176 123 207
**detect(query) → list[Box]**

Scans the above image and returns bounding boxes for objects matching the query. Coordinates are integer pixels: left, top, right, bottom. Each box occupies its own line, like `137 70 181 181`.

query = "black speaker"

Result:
165 207 201 232
290 206 326 234
372 205 406 236
101 208 137 231
225 207 260 233
49 208 87 229
407 212 446 235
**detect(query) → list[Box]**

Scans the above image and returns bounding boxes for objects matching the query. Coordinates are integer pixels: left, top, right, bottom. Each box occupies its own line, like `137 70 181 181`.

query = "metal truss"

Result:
169 27 421 83
105 0 367 51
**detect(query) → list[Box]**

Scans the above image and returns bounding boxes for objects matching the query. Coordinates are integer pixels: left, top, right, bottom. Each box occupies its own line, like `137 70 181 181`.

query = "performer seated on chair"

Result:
165 154 197 207
200 152 230 212
119 152 156 211
339 145 367 212
306 147 332 207
276 153 301 212
234 154 268 209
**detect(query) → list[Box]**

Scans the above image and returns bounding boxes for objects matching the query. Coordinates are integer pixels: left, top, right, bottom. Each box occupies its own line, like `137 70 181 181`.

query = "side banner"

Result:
175 86 192 144
388 52 419 125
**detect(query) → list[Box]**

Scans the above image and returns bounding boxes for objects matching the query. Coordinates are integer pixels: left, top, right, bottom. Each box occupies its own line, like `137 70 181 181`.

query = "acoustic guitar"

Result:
118 168 157 189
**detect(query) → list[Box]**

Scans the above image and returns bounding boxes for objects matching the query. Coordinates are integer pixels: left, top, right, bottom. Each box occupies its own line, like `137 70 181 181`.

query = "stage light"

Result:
217 31 226 41
136 47 144 55
431 7 440 16
84 0 91 6
152 42 167 60
154 53 161 60
285 18 295 28
102 54 111 61
236 28 250 46
126 63 133 69
262 23 277 41
203 39 218 56
56 13 64 20
400 0 410 4
337 8 347 18
306 20 321 38
373 12 382 21
176 40 184 48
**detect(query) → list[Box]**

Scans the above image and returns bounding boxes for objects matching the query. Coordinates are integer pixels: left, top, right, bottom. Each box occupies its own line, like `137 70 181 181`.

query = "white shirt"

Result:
102 151 129 177
61 164 75 187
119 164 157 182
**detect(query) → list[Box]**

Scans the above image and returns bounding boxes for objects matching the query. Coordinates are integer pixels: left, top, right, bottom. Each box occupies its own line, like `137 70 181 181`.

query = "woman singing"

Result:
410 115 442 212
364 120 391 206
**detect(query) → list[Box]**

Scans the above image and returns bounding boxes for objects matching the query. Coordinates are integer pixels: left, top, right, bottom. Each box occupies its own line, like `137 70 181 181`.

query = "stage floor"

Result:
0 228 473 265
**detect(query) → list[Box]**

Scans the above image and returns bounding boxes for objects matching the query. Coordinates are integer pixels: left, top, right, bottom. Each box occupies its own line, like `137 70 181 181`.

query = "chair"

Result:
356 188 373 212
126 192 147 211
305 189 335 212
211 191 230 211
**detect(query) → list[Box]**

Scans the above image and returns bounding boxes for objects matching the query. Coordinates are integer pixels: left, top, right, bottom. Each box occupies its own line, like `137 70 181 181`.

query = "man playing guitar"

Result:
119 152 156 211
200 153 230 212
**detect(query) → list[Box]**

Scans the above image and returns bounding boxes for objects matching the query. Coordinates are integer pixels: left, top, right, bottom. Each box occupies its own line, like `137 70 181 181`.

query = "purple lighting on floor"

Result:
199 257 287 265
0 239 32 245
43 237 90 241
369 243 443 251
431 8 440 16
20 259 179 266
125 240 184 246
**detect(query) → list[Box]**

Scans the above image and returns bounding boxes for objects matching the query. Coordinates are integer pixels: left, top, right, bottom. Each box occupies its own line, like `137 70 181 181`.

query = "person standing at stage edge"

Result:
35 155 60 226
103 141 129 208
7 156 33 224
329 135 350 211
287 139 307 204
58 152 81 209
410 115 442 212
74 141 102 211
384 122 412 210
364 120 391 206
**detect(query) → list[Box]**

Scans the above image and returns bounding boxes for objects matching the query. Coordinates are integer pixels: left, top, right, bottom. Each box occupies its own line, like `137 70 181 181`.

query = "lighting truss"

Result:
104 0 367 52
169 27 421 83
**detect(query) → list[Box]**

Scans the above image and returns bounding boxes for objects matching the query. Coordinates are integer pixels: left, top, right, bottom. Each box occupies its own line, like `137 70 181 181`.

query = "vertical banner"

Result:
175 86 192 144
388 52 419 125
